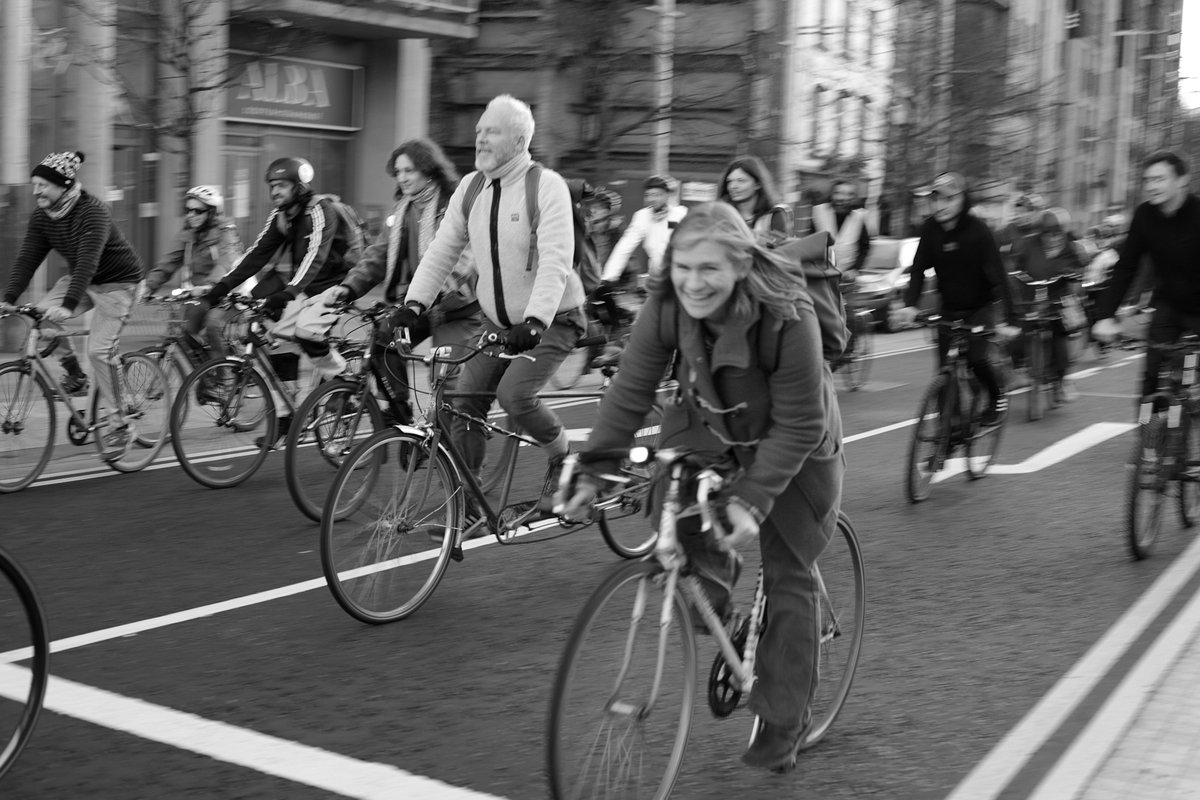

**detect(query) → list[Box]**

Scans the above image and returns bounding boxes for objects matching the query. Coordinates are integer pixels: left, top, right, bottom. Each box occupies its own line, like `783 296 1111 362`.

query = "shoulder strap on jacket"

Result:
460 172 488 221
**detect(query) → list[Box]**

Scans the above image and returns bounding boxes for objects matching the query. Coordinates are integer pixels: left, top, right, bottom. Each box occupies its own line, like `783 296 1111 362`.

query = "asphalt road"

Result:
1 330 1196 799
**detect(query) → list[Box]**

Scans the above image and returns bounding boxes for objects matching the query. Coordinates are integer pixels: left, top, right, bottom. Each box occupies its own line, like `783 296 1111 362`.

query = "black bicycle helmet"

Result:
264 157 315 191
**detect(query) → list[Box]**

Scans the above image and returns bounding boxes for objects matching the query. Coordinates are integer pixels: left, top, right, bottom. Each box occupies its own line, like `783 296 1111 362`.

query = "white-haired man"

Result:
395 94 586 522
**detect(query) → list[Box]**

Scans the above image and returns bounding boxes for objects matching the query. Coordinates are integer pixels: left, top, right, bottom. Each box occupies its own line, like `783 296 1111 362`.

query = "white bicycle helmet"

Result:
185 185 224 213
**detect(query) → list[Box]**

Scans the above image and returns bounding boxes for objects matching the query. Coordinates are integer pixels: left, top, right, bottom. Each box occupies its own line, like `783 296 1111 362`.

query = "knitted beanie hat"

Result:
32 151 86 188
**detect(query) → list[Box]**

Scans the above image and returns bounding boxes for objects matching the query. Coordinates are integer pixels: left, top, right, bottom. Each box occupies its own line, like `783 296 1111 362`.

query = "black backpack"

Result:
309 194 370 269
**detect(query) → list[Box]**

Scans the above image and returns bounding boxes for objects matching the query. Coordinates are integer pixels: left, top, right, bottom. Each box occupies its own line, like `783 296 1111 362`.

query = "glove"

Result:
507 318 545 353
322 285 352 307
262 291 292 321
389 302 425 330
204 280 231 306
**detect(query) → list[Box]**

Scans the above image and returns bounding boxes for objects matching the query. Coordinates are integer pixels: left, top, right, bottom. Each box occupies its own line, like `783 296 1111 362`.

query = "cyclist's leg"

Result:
448 319 509 476
294 296 346 382
86 283 135 424
370 314 415 425
1142 306 1181 410
964 308 1004 406
429 308 483 395
36 276 88 387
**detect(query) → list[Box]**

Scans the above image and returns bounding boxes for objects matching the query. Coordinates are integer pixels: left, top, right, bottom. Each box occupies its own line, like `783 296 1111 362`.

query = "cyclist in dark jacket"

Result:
893 171 1019 426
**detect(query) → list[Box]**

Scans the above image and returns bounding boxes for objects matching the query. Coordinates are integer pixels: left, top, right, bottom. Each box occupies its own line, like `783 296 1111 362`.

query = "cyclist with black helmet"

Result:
198 156 357 447
144 185 243 360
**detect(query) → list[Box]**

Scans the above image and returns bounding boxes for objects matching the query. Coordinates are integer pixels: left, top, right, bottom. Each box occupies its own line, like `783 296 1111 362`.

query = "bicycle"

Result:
549 286 641 390
168 293 366 489
0 306 170 492
136 290 249 407
905 316 1006 503
1012 272 1082 421
546 446 865 798
832 293 875 392
318 332 665 624
1126 333 1200 560
0 546 50 782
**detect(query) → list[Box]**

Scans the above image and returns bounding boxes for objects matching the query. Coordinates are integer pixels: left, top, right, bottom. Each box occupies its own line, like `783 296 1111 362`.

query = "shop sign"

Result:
225 52 363 131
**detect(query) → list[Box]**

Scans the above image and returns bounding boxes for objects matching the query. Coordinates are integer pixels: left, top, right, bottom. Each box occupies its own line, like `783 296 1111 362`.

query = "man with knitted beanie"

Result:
1 151 143 461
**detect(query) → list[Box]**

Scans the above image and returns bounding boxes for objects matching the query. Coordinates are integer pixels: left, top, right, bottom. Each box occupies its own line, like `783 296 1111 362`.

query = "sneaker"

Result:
741 712 812 772
1060 378 1080 403
254 415 292 450
535 453 569 516
980 395 1008 428
99 425 130 462
62 372 89 397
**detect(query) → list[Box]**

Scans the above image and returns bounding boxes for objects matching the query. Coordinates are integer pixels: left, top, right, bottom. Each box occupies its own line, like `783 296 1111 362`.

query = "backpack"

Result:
460 163 603 295
659 230 849 368
310 194 370 269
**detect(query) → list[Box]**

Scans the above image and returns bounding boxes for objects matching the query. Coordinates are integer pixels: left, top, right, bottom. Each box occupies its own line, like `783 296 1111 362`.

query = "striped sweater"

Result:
5 191 143 310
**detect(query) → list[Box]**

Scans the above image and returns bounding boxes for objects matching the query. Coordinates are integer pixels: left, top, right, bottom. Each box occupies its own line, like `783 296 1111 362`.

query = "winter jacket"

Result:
145 216 242 292
907 211 1016 324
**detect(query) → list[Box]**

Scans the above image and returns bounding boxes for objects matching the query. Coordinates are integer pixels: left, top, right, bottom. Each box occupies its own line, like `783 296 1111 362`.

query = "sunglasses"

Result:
184 206 208 216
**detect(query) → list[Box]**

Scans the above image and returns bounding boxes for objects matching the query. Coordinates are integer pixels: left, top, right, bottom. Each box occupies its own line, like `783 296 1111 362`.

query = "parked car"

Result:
847 236 935 331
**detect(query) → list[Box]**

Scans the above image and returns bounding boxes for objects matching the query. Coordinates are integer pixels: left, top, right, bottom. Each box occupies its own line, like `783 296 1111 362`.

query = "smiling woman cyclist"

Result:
557 201 844 771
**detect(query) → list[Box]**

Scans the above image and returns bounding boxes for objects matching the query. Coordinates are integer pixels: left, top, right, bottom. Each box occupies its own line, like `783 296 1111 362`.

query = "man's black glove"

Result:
507 318 545 353
389 302 425 330
262 291 292 321
204 280 231 307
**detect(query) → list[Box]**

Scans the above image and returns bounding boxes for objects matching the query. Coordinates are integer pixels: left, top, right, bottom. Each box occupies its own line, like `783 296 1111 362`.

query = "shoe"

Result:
535 453 569 516
980 395 1008 427
99 425 130 462
1060 378 1080 403
254 415 292 450
62 372 89 397
742 713 811 772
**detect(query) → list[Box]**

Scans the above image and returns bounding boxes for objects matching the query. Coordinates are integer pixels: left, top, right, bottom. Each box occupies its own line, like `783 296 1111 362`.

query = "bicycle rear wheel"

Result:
800 513 865 750
1179 409 1200 528
547 559 696 800
320 429 462 623
0 548 50 781
1128 416 1168 560
905 375 950 503
285 377 384 522
965 390 1005 479
170 359 274 488
101 352 170 471
597 401 665 559
0 365 56 494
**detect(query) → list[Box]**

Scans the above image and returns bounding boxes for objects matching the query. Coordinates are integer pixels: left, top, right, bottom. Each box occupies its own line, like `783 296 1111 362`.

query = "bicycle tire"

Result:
170 359 274 489
1027 330 1045 422
547 559 696 800
800 512 866 750
597 401 665 559
101 352 171 472
137 346 190 436
840 312 873 392
905 375 950 503
320 428 462 623
0 364 56 494
1179 408 1200 528
0 548 50 781
1128 416 1167 560
965 389 1005 480
285 377 384 522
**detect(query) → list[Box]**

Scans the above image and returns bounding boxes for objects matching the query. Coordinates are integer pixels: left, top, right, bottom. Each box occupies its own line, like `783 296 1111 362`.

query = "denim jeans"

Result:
450 309 584 473
39 277 135 423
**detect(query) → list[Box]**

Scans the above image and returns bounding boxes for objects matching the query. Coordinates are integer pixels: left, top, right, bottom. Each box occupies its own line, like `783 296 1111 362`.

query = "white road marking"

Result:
1025 581 1200 799
0 666 508 800
931 422 1135 483
944 532 1200 800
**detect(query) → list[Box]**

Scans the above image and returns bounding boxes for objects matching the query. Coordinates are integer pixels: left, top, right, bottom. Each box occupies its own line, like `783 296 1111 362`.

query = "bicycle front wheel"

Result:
1128 416 1168 560
1179 409 1200 527
597 401 665 559
0 365 56 493
285 378 384 522
965 390 1005 479
0 548 50 781
800 512 866 750
320 429 462 623
170 359 274 488
103 352 170 472
547 559 696 800
905 375 949 503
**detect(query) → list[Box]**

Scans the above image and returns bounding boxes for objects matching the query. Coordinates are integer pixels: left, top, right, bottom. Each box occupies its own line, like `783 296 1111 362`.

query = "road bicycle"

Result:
832 294 875 392
1012 272 1083 421
0 306 171 492
905 316 1006 503
1126 333 1200 560
168 293 367 489
319 332 664 624
0 546 50 782
546 446 865 798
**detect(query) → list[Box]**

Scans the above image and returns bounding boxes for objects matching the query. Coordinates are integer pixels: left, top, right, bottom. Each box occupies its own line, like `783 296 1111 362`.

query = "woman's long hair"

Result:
386 138 459 200
657 202 804 322
716 155 782 223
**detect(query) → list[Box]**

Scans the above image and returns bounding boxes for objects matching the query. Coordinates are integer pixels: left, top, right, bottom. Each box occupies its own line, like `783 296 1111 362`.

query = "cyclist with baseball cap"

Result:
599 174 689 287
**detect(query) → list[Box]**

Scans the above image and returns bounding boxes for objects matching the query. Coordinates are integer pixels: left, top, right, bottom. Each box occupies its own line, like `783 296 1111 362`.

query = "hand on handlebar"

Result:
714 498 760 550
43 305 72 324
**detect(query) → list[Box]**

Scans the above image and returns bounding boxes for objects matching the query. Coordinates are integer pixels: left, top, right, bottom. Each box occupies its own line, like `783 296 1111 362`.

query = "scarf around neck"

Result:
44 182 83 221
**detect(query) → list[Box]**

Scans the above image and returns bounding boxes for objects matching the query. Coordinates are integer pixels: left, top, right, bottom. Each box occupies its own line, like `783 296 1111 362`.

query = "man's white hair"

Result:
486 94 535 144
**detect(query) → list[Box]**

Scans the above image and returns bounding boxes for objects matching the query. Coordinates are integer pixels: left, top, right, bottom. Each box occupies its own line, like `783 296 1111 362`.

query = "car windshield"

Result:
861 240 902 272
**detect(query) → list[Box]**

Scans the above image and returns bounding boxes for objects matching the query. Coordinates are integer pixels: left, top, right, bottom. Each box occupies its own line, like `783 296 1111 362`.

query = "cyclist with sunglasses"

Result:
143 186 243 360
